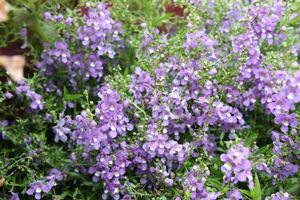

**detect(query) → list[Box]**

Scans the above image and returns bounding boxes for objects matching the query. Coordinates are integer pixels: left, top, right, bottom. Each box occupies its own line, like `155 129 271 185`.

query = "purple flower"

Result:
51 41 71 63
225 189 243 200
26 180 54 199
4 92 13 99
164 178 174 187
267 95 292 115
27 91 44 110
256 160 269 172
221 144 254 188
87 54 103 79
44 113 53 122
10 192 20 200
141 28 159 48
48 168 64 181
15 81 44 111
65 17 73 26
53 118 71 143
54 14 64 22
274 113 298 133
44 12 52 21
242 88 257 110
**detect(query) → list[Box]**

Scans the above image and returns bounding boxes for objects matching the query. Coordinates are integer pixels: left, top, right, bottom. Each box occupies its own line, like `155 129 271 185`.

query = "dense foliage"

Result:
0 0 300 199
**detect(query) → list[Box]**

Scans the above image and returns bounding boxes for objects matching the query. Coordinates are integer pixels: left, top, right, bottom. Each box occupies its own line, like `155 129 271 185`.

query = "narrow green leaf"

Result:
239 189 251 198
250 173 262 200
245 132 258 146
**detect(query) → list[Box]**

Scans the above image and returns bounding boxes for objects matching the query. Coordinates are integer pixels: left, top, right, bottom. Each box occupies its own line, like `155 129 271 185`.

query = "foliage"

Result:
0 0 300 199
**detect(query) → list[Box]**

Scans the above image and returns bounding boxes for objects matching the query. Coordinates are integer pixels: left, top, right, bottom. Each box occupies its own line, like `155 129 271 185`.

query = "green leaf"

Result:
184 190 191 200
250 173 262 200
285 182 300 193
206 177 222 190
239 189 251 199
253 145 271 156
59 191 70 199
64 93 82 101
245 132 258 146
158 196 167 200
285 178 300 193
64 86 82 100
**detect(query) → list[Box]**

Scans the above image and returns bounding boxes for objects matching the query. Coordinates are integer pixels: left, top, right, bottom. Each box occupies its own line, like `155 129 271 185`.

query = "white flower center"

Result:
276 105 281 110
95 171 100 177
36 188 42 193
58 129 64 136
224 163 232 170
287 93 294 100
191 186 197 192
93 137 98 142
109 105 115 111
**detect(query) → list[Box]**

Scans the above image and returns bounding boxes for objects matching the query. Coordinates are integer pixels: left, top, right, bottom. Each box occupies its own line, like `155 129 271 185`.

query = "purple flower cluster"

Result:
219 5 242 33
143 132 188 168
18 0 300 199
52 85 133 198
266 157 298 184
265 191 291 200
15 80 44 110
89 143 130 200
141 29 159 49
221 143 254 188
226 0 300 182
184 30 216 51
44 12 66 23
37 3 123 92
129 56 246 142
249 3 284 45
129 67 154 105
26 169 64 199
124 51 253 194
77 3 123 58
212 101 245 132
184 166 220 200
96 86 133 139
192 134 217 158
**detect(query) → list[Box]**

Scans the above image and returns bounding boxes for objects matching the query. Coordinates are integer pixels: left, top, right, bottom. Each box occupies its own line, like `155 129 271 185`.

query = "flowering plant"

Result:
0 0 300 199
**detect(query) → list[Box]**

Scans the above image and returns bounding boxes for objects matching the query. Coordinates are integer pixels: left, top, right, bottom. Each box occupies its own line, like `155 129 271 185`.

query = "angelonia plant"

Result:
0 0 300 199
